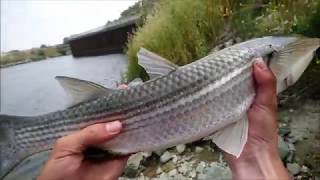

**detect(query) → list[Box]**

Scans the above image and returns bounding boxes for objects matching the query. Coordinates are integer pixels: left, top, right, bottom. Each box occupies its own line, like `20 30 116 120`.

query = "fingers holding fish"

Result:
52 121 122 156
252 58 277 110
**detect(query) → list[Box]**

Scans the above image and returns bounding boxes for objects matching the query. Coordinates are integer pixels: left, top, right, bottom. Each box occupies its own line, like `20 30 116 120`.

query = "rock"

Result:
287 163 301 175
159 173 169 180
222 167 232 179
161 161 176 173
235 37 242 43
198 162 227 180
287 142 296 151
196 161 206 173
160 151 173 163
125 153 146 178
279 127 291 136
176 144 186 154
171 155 178 164
178 162 189 175
278 136 290 159
127 153 144 169
168 169 177 177
286 151 294 163
141 152 152 159
195 146 204 153
301 165 309 173
189 171 196 178
156 167 163 174
224 40 233 47
155 149 166 156
124 164 139 178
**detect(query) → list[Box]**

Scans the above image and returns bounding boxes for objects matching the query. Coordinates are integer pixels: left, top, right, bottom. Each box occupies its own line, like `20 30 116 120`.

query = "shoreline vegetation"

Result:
124 0 320 82
0 44 71 68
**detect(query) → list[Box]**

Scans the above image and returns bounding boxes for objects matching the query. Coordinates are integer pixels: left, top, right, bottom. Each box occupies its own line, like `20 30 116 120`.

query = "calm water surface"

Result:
1 54 128 180
0 54 128 116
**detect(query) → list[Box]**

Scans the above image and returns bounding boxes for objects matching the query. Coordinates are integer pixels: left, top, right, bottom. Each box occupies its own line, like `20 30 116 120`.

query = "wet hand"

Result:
37 121 128 180
225 58 290 179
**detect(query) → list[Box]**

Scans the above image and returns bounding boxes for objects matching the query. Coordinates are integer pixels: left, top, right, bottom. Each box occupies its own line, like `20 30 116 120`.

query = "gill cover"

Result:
269 37 320 93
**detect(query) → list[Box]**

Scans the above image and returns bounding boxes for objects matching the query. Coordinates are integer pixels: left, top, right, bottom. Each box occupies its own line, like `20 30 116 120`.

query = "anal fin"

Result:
205 115 248 158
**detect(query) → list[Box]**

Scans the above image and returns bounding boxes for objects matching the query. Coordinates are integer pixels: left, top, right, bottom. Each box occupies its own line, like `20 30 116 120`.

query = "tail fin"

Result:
0 115 32 179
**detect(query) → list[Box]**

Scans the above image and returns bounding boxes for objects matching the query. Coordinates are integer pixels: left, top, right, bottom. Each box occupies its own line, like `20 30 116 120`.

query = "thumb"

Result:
252 58 277 108
53 121 122 154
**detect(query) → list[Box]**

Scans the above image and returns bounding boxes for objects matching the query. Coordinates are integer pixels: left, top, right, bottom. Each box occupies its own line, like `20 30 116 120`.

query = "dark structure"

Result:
67 16 141 57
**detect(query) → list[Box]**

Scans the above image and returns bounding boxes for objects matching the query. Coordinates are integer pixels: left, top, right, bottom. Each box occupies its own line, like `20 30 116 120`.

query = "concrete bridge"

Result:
67 15 141 57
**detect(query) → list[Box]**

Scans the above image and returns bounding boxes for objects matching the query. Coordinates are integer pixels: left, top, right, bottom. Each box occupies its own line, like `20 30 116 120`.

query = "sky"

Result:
0 0 139 53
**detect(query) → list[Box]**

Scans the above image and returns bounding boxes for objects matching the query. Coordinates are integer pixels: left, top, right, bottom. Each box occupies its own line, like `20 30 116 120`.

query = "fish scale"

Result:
1 36 319 178
16 48 251 149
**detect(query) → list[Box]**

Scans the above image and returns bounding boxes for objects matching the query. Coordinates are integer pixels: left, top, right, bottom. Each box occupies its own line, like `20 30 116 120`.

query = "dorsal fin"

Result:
137 48 179 79
55 76 114 106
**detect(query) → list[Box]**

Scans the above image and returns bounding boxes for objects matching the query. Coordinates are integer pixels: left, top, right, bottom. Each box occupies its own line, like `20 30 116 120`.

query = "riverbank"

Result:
0 44 71 68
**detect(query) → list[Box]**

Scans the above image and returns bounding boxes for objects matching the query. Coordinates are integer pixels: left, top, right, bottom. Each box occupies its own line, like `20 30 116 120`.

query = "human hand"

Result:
37 121 128 180
225 58 290 179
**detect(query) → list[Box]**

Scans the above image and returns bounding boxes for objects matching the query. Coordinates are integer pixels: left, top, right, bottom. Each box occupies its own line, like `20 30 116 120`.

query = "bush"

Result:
125 0 319 82
126 0 232 81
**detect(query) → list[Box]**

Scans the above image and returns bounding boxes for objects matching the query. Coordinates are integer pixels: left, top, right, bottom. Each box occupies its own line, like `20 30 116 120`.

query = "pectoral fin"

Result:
55 76 114 106
137 48 179 79
205 116 248 158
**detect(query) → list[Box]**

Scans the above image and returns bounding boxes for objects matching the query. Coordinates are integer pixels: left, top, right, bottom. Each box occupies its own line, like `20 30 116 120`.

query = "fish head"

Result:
264 37 320 93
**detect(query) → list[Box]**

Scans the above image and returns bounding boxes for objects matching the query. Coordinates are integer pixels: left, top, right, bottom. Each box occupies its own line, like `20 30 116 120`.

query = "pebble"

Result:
176 144 186 154
171 155 178 164
195 146 204 153
168 169 177 177
287 143 296 151
301 165 309 173
224 40 234 47
155 149 166 156
158 173 169 180
286 151 294 163
196 161 206 173
124 164 139 178
278 136 290 159
156 167 163 174
160 151 173 163
127 153 144 168
198 162 228 180
178 163 189 175
161 161 176 172
287 163 301 175
189 171 196 178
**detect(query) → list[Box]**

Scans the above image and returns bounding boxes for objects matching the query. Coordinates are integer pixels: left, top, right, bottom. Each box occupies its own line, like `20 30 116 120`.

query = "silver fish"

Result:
0 36 319 178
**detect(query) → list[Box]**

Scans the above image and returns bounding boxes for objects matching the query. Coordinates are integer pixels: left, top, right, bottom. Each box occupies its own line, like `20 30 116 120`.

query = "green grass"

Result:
125 0 320 82
125 0 232 82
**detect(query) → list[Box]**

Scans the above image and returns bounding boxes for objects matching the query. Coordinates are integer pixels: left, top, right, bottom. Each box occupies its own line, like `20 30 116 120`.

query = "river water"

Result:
0 54 128 116
1 54 128 179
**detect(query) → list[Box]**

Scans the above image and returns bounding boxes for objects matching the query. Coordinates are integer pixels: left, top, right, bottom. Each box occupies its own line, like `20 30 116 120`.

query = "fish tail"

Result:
0 115 32 179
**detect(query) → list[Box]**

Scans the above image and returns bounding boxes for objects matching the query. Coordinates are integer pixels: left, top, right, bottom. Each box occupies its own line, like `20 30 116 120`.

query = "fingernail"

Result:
254 57 267 70
105 121 122 134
